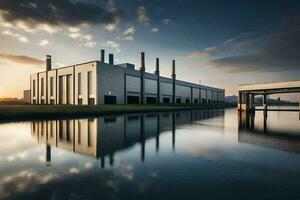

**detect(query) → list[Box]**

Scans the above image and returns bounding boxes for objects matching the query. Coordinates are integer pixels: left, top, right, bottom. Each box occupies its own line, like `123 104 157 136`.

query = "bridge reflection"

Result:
30 109 224 166
238 111 300 153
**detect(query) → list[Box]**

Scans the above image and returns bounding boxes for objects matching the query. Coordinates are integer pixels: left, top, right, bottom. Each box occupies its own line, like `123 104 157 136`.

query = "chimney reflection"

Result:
30 110 224 166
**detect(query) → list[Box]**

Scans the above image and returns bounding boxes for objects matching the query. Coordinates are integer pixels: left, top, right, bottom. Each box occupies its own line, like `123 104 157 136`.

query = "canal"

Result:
0 108 300 199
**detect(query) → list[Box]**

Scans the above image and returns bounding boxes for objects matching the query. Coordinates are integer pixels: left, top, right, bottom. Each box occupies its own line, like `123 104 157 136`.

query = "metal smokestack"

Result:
101 49 105 62
140 52 145 104
141 52 145 70
172 60 176 103
46 55 51 71
109 53 114 65
155 58 160 104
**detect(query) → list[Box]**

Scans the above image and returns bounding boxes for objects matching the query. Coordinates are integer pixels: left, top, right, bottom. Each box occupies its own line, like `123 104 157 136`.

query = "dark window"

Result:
194 98 198 103
50 99 55 105
185 98 190 103
50 77 54 96
33 99 36 104
202 98 206 103
78 98 83 105
33 80 36 97
104 95 117 104
41 99 45 104
78 73 81 95
176 98 181 103
59 76 63 104
66 75 72 104
41 78 44 96
146 97 156 104
88 98 95 105
208 99 211 103
163 97 170 103
127 96 139 104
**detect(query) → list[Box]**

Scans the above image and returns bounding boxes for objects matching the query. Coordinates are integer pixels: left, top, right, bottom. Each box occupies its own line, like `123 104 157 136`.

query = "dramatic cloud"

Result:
38 39 49 46
137 6 150 23
1 29 28 43
0 53 44 66
150 27 159 33
0 0 121 33
123 26 135 35
186 46 218 59
102 40 121 52
205 17 300 73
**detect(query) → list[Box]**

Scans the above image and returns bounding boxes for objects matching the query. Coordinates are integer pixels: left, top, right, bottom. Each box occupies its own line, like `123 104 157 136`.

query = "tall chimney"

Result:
101 49 105 62
109 53 114 65
46 55 51 71
155 58 160 104
140 52 145 104
172 60 176 103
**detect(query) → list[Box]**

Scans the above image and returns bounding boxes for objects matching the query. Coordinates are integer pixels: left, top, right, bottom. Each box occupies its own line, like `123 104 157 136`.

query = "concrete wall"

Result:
99 62 125 104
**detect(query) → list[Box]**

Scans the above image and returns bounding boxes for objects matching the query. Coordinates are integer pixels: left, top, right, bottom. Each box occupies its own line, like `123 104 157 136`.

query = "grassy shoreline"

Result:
0 103 235 122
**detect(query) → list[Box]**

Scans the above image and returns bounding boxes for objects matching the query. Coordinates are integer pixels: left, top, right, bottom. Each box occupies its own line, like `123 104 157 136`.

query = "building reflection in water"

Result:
31 109 224 166
238 111 300 153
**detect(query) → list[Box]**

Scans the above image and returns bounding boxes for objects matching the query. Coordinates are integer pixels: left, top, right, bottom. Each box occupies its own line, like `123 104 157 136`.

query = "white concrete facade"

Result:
31 54 225 105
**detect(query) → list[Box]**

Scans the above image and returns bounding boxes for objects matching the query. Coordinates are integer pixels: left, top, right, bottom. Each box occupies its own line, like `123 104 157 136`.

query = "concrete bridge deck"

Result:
238 80 300 111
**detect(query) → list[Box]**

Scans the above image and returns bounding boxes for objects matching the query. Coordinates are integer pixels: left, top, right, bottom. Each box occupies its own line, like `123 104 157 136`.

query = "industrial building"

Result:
30 50 224 105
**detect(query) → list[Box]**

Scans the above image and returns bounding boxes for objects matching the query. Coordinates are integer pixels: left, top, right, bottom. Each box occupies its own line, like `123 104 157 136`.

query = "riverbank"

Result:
0 103 235 122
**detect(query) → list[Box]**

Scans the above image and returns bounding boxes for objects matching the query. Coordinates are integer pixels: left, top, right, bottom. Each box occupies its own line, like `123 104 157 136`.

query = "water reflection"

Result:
31 110 224 166
238 111 300 153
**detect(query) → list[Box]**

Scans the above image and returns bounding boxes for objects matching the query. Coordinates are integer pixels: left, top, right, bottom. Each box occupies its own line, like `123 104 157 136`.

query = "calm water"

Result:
0 108 300 200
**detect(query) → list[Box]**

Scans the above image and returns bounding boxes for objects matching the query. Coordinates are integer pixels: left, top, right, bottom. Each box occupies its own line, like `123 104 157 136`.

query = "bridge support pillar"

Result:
249 93 255 112
238 92 250 111
263 94 268 117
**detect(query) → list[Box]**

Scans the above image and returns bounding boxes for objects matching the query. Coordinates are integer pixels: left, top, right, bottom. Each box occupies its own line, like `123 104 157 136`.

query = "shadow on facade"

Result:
31 109 224 166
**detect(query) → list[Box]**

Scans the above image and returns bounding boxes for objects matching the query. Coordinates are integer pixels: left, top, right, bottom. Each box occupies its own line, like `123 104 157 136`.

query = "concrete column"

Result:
263 94 268 118
140 52 145 104
155 58 160 104
172 60 176 104
190 86 193 103
249 93 255 111
263 94 268 110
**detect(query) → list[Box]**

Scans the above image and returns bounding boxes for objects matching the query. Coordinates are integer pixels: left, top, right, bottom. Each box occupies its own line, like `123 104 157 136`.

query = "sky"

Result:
0 0 300 101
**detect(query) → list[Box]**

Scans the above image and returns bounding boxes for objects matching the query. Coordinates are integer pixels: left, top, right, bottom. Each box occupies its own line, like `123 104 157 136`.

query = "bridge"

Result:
238 80 300 111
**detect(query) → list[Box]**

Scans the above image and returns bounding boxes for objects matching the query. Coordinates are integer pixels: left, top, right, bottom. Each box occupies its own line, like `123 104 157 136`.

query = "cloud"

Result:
38 39 49 46
1 29 28 43
0 53 44 66
122 25 135 41
0 0 121 33
84 41 96 48
68 27 80 33
137 6 150 23
123 26 135 35
67 28 95 46
186 46 218 59
124 35 134 41
203 16 300 73
162 18 170 24
150 27 159 33
102 40 121 52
